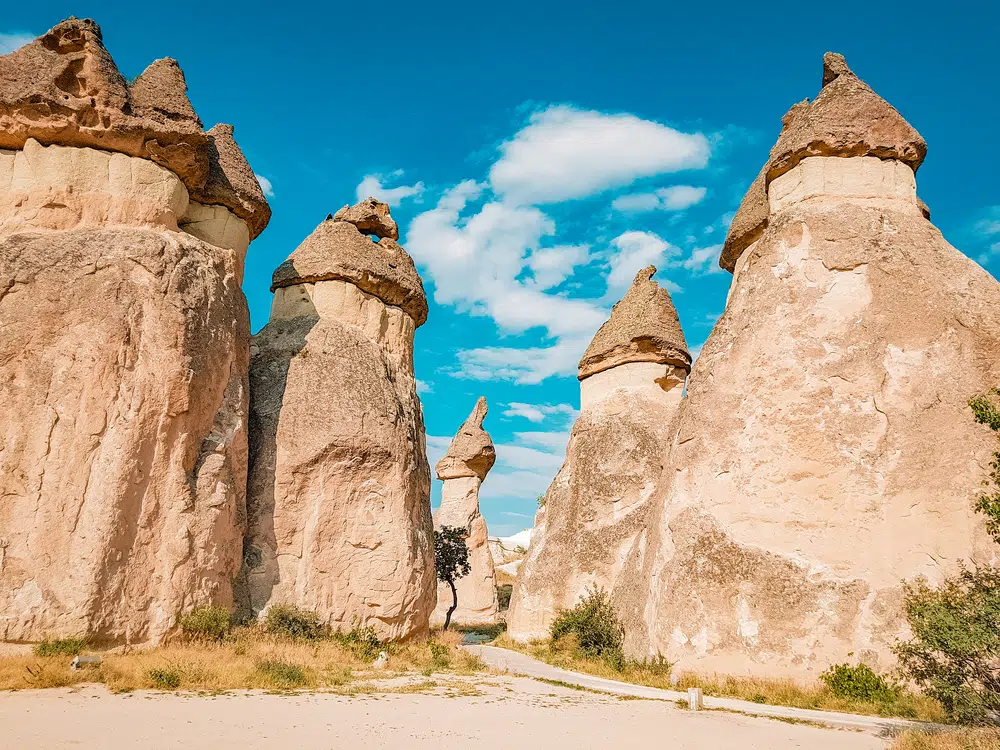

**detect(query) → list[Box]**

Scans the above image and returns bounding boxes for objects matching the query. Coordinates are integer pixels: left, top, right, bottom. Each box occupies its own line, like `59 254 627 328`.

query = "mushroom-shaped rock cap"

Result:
333 198 399 240
436 397 496 481
191 124 271 239
578 266 690 380
130 58 202 128
721 53 927 272
0 18 210 189
272 210 428 326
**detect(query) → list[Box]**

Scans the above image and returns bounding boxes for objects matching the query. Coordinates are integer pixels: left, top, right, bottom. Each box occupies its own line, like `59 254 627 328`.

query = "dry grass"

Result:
890 728 1000 749
493 635 946 723
0 626 483 692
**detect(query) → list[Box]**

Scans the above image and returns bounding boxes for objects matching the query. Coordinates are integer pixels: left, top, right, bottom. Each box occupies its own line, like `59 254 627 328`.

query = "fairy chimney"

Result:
242 199 435 640
0 18 270 645
508 266 690 641
634 54 1000 678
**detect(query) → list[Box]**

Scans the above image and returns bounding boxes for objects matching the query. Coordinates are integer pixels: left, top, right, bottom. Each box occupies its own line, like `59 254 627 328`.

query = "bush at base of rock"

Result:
180 606 232 641
550 587 625 668
32 637 87 657
820 663 901 703
895 567 1000 725
263 605 326 640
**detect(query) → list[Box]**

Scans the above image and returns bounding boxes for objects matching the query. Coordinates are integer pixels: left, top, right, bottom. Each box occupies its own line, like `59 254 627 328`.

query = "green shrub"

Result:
255 659 307 688
180 606 231 641
32 637 86 657
331 626 383 661
820 663 901 703
550 586 625 668
264 605 325 640
147 667 181 690
895 567 1000 725
496 584 513 611
429 641 450 669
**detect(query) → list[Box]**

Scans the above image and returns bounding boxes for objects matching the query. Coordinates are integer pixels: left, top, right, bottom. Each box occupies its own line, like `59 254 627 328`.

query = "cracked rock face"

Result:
241 210 435 640
508 269 690 642
0 18 268 645
431 398 499 625
633 55 1000 679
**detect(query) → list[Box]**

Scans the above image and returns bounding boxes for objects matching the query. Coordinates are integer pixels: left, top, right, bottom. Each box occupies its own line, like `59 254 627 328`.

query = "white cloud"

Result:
513 431 572 453
255 174 274 198
495 443 565 473
416 379 433 394
356 172 425 206
425 434 452 472
612 185 707 213
607 231 682 294
489 105 710 204
682 244 723 273
527 244 589 290
502 403 578 423
453 336 592 384
407 183 607 383
0 32 34 54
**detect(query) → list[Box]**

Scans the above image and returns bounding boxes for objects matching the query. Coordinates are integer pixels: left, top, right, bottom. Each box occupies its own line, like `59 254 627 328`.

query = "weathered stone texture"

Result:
243 207 435 640
636 56 1000 679
0 19 268 645
432 398 499 625
508 269 689 641
0 226 251 643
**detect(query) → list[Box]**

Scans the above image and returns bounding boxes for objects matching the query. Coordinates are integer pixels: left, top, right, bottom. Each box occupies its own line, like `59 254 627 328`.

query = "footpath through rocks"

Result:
464 644 942 735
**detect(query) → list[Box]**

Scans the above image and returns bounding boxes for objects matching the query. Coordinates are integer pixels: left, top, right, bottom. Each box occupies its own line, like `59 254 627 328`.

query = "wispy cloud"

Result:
0 32 34 55
607 231 682 294
356 171 424 206
416 379 433 395
682 244 723 274
502 403 578 424
255 174 274 198
490 105 710 204
612 185 707 213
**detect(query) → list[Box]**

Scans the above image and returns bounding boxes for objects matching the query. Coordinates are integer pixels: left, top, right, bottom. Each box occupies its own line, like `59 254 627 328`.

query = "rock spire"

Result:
0 18 269 644
508 267 690 641
431 398 500 625
633 54 1000 678
242 200 435 640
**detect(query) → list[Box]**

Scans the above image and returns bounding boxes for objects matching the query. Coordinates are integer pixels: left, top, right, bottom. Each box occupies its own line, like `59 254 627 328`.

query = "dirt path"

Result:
466 644 929 733
0 678 885 749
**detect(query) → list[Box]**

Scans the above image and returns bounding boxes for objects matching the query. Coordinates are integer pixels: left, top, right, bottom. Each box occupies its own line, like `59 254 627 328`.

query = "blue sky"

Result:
4 2 998 536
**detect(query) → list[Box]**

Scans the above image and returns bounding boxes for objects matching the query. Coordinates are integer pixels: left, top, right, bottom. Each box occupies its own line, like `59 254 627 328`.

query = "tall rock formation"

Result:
508 267 691 641
432 397 499 625
242 199 435 640
0 19 269 644
636 54 1000 678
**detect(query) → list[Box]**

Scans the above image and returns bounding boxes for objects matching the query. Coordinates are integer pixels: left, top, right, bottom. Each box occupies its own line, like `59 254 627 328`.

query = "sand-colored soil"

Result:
0 676 886 749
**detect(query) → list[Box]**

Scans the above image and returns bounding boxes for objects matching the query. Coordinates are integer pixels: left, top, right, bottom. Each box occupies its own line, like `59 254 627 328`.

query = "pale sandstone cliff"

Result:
635 54 1000 678
242 201 435 640
0 19 269 644
432 397 499 625
508 267 691 641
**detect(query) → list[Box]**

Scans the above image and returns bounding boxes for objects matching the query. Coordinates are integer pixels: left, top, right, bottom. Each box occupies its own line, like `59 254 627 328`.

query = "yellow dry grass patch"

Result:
890 728 1000 749
493 635 945 723
0 627 483 692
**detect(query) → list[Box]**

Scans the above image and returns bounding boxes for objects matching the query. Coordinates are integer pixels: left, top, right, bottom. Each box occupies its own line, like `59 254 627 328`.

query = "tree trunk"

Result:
444 579 458 631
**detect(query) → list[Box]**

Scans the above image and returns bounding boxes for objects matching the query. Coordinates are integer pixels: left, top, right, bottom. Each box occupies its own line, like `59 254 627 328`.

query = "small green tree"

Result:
895 389 1000 724
434 526 471 631
550 586 625 668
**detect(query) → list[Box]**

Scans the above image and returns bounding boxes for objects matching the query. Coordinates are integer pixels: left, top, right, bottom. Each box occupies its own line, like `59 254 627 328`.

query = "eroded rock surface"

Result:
242 201 435 640
636 55 1000 678
508 267 690 641
0 19 269 644
432 397 499 625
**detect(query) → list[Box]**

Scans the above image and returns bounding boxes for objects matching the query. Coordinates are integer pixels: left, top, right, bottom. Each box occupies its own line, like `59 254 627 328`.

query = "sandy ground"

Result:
0 676 887 749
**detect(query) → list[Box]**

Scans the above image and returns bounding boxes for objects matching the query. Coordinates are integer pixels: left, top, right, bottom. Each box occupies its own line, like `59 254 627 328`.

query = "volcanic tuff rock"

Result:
635 54 1000 678
720 52 927 272
242 200 435 640
508 267 690 641
0 19 270 644
432 398 500 625
332 197 399 241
